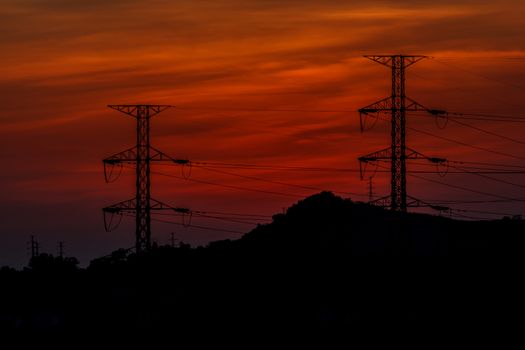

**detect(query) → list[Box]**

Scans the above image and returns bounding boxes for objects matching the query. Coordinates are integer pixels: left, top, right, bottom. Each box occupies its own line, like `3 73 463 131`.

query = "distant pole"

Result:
29 235 39 258
58 241 64 258
30 235 35 258
170 232 177 247
368 177 374 203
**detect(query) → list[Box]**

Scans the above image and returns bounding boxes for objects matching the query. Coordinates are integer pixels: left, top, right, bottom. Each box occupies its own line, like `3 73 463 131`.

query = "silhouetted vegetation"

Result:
1 192 525 333
27 253 79 274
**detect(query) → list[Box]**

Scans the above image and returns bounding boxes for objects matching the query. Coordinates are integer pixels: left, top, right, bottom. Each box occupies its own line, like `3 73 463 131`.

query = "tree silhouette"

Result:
28 253 79 274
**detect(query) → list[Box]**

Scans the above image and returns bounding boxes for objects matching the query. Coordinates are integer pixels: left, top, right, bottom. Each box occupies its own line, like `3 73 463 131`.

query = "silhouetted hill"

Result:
1 192 525 334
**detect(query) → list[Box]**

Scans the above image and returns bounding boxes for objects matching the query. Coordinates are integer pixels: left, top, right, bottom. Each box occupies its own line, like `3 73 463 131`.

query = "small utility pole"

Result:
368 177 374 203
58 241 65 258
170 232 177 248
29 235 39 258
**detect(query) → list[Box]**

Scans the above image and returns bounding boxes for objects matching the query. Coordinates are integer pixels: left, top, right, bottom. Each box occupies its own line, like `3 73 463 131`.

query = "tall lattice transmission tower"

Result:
102 105 190 253
358 55 447 211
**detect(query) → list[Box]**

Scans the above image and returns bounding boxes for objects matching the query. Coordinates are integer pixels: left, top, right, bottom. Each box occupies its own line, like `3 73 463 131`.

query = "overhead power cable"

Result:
373 162 525 202
193 164 367 198
122 213 248 235
408 172 525 202
407 124 525 161
175 106 354 113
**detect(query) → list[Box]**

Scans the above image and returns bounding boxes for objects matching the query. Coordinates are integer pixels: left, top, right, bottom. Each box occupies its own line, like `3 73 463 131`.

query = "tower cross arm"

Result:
363 55 428 68
107 105 172 118
403 56 428 68
103 198 191 214
358 97 392 114
405 97 447 115
359 96 446 115
150 198 190 214
364 56 393 67
103 146 137 164
150 147 190 164
358 147 446 164
406 148 447 163
406 195 450 211
368 195 391 208
103 146 190 165
358 147 392 162
103 198 137 213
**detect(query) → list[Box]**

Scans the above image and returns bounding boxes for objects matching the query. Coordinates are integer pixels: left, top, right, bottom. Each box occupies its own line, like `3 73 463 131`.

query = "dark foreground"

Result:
1 192 525 334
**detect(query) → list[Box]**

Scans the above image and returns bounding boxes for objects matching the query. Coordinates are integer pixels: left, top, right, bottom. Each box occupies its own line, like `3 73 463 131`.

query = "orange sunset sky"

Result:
1 0 525 266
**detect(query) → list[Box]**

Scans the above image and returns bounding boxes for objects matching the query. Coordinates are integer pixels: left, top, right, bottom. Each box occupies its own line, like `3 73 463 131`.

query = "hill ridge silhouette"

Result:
1 191 525 332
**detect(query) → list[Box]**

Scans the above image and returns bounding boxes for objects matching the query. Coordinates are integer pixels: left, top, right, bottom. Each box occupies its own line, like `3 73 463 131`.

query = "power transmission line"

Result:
411 113 525 123
191 209 272 219
194 164 367 198
121 163 370 199
372 162 525 202
189 161 365 173
153 211 261 226
448 160 525 169
427 116 525 146
375 115 525 161
408 171 525 202
174 106 354 113
420 198 525 204
406 124 525 161
447 164 525 190
140 166 308 198
146 214 247 234
445 112 525 122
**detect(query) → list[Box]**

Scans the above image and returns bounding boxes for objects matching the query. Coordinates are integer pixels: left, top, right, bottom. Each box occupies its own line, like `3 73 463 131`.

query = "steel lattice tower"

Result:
358 55 446 212
102 105 190 253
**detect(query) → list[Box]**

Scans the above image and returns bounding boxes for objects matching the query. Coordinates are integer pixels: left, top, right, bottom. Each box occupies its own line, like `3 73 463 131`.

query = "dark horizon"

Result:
3 192 525 332
5 191 524 270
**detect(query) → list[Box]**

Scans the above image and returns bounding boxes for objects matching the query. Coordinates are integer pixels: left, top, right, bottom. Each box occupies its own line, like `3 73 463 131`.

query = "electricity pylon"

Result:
102 105 190 253
29 235 39 258
358 55 447 211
